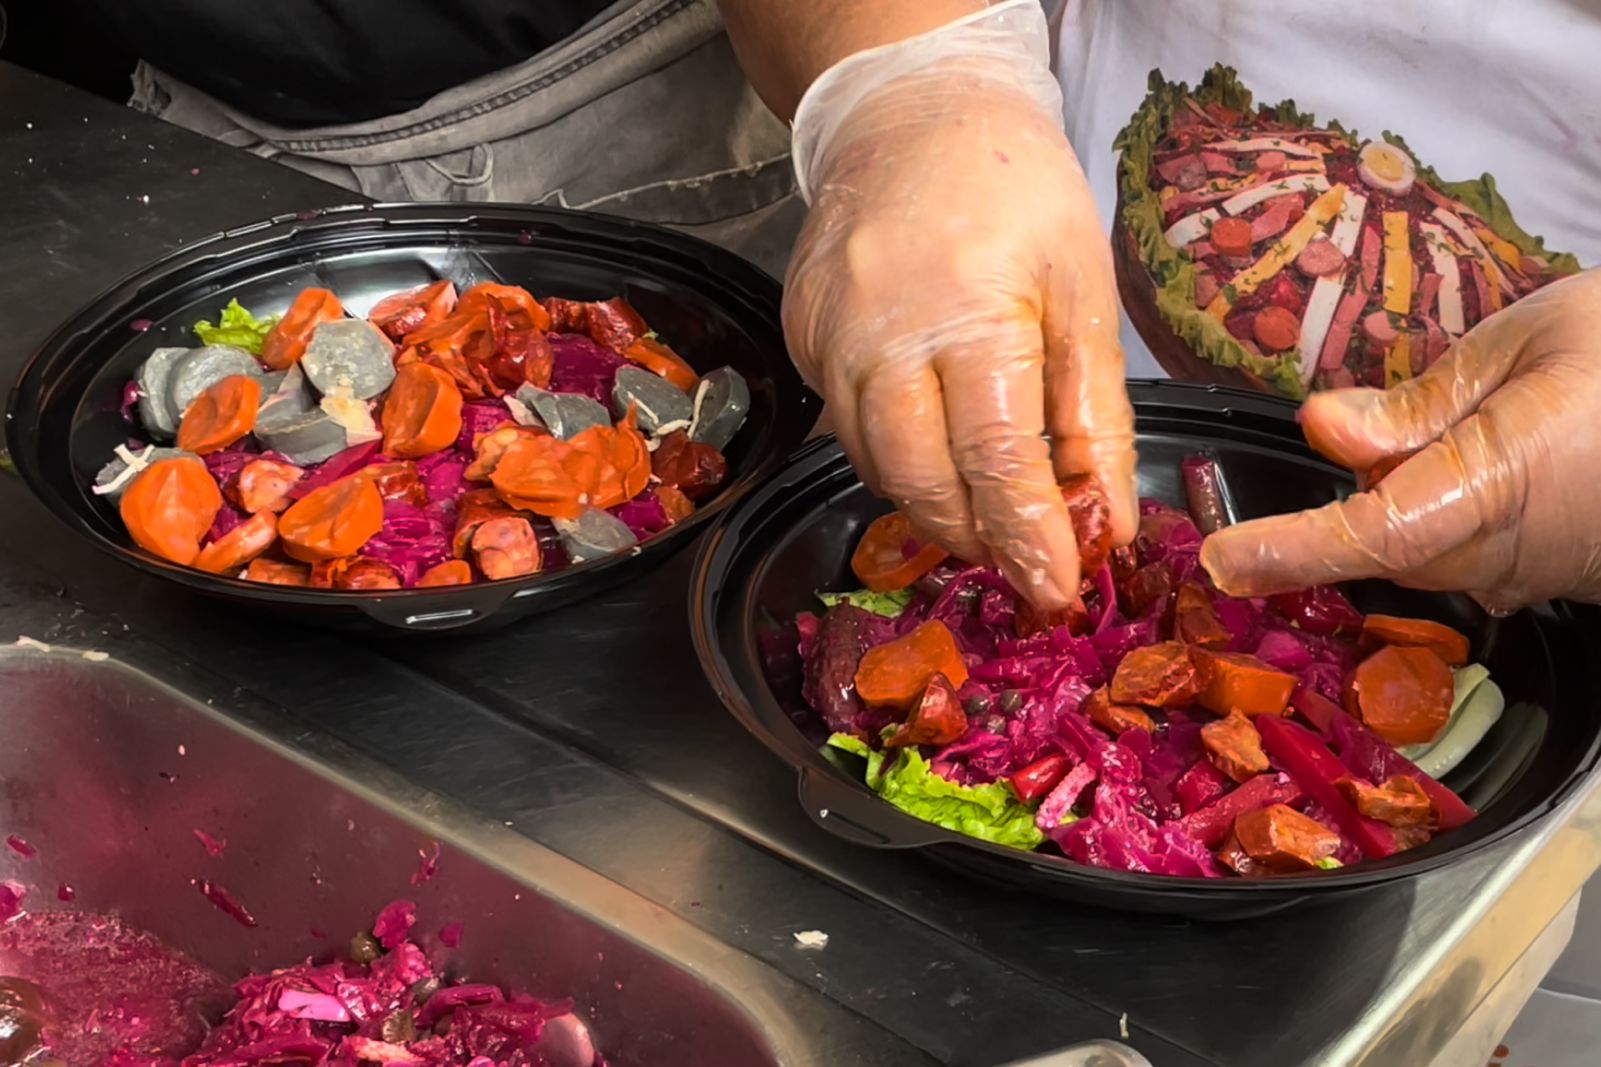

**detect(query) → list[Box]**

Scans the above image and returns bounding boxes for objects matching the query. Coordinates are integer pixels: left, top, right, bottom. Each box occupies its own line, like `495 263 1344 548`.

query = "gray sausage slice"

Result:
254 408 350 466
167 345 266 420
612 365 693 434
554 508 637 563
300 320 395 400
517 385 611 440
688 367 750 450
134 346 192 440
93 446 201 502
257 364 316 426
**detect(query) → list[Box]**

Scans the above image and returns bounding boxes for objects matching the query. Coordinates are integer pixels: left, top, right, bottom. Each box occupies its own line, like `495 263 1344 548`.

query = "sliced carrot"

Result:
489 417 650 519
1345 645 1453 746
1201 710 1269 783
381 362 464 459
622 336 698 393
417 559 474 587
244 558 310 586
277 475 384 563
471 515 541 579
1252 305 1301 353
854 620 968 711
850 512 949 592
457 282 551 332
1359 614 1470 668
1192 648 1296 717
231 459 304 514
262 288 344 371
1174 581 1231 648
369 280 458 342
1209 216 1254 258
120 458 222 566
567 411 651 510
489 434 586 520
1083 686 1154 736
1109 641 1203 708
176 375 261 455
396 311 494 398
194 511 279 574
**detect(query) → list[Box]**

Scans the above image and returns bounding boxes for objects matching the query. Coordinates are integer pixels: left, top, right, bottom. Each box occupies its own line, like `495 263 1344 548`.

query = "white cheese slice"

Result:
1420 222 1467 335
1220 174 1330 216
1328 189 1369 257
1202 137 1322 158
1163 208 1220 248
1299 273 1347 388
319 388 383 447
1433 208 1516 296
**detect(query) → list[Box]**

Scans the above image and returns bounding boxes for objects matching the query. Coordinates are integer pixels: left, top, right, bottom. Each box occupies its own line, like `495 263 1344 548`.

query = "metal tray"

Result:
690 381 1601 918
6 203 818 634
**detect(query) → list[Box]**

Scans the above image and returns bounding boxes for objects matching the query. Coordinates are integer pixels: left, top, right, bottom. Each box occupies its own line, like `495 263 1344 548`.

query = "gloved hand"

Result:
784 0 1136 609
1202 269 1601 614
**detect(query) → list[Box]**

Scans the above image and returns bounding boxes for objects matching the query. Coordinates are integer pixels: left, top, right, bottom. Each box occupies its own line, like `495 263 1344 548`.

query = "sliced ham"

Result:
1189 241 1215 259
1421 315 1449 367
1201 152 1236 175
1220 173 1329 216
1321 288 1368 371
1204 137 1322 158
1467 258 1494 320
1418 272 1442 320
1158 154 1209 191
1249 195 1303 243
1167 180 1257 215
1359 226 1382 294
1362 310 1399 345
1254 150 1288 173
1298 274 1346 387
1296 237 1346 277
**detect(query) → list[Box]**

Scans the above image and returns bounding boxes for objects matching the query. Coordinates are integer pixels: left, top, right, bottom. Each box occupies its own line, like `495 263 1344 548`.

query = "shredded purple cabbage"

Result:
548 335 629 406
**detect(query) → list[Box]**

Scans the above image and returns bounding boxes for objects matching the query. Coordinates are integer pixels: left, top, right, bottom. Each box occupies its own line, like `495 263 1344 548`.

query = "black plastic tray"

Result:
690 381 1601 918
8 203 818 633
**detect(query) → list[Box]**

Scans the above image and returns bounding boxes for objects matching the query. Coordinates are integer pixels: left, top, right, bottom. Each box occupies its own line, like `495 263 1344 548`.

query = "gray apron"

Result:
128 0 803 278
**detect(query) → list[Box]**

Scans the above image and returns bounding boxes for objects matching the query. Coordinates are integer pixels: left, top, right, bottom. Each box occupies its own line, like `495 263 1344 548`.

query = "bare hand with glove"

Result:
1202 269 1601 614
765 0 1137 609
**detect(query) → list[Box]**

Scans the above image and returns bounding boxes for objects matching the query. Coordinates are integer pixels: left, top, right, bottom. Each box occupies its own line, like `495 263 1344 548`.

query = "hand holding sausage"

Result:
782 0 1137 608
1201 269 1601 613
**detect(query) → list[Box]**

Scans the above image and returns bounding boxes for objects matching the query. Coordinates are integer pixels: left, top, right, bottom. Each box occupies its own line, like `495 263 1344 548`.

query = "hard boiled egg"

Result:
1357 141 1416 196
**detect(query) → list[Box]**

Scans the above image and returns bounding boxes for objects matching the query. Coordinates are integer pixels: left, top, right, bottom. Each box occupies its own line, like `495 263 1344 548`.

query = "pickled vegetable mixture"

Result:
0 902 603 1066
799 470 1504 878
100 283 751 589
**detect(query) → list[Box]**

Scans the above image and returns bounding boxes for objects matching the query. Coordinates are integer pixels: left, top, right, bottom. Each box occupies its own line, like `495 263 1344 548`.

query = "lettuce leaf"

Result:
818 588 913 618
825 734 1044 850
193 299 278 355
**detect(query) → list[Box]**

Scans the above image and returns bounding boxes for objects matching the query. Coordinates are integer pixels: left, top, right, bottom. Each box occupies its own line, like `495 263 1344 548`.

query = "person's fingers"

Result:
937 327 1082 608
1041 241 1138 546
1297 299 1530 471
858 364 987 565
1201 425 1490 595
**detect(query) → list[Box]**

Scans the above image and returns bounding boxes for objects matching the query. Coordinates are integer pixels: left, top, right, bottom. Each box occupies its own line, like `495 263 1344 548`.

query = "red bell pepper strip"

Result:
1255 715 1400 859
1292 686 1476 831
1009 755 1071 804
1179 773 1306 848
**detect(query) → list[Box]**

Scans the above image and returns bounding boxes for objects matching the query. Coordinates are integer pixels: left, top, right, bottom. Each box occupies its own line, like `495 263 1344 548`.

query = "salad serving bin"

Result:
690 381 1601 918
6 203 818 634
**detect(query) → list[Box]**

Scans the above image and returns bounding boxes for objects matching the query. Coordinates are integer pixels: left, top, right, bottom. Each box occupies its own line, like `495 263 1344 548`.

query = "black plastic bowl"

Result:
690 381 1601 918
8 203 817 633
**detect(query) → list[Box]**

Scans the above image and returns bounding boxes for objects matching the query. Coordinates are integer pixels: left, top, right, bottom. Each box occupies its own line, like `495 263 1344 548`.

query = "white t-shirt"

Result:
1056 0 1601 378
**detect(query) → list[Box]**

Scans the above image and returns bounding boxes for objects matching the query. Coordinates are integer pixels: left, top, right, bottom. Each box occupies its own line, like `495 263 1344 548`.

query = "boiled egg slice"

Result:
1357 141 1416 196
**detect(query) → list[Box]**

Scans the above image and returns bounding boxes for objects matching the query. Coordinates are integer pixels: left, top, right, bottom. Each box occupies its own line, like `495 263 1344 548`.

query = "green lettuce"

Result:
825 734 1044 851
817 588 913 618
193 299 278 355
1113 65 1581 400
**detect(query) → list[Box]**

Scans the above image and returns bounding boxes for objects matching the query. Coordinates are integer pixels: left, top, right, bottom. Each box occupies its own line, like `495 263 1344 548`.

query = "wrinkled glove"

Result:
1202 269 1601 614
784 0 1136 609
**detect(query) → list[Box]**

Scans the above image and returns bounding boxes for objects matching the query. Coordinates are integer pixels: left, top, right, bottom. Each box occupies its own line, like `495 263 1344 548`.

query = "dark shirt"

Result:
90 0 613 128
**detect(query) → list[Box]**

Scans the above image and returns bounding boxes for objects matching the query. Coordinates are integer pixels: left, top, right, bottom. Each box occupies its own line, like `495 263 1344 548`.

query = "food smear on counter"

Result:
102 283 751 588
800 460 1502 878
0 901 605 1066
1114 65 1579 398
192 879 257 928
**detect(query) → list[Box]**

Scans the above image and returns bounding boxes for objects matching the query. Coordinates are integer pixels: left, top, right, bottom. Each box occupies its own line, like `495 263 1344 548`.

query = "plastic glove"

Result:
1201 269 1601 614
784 0 1136 609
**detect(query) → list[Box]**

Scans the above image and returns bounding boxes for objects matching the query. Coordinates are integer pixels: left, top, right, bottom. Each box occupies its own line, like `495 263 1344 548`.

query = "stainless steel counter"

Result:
1 59 1597 1066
